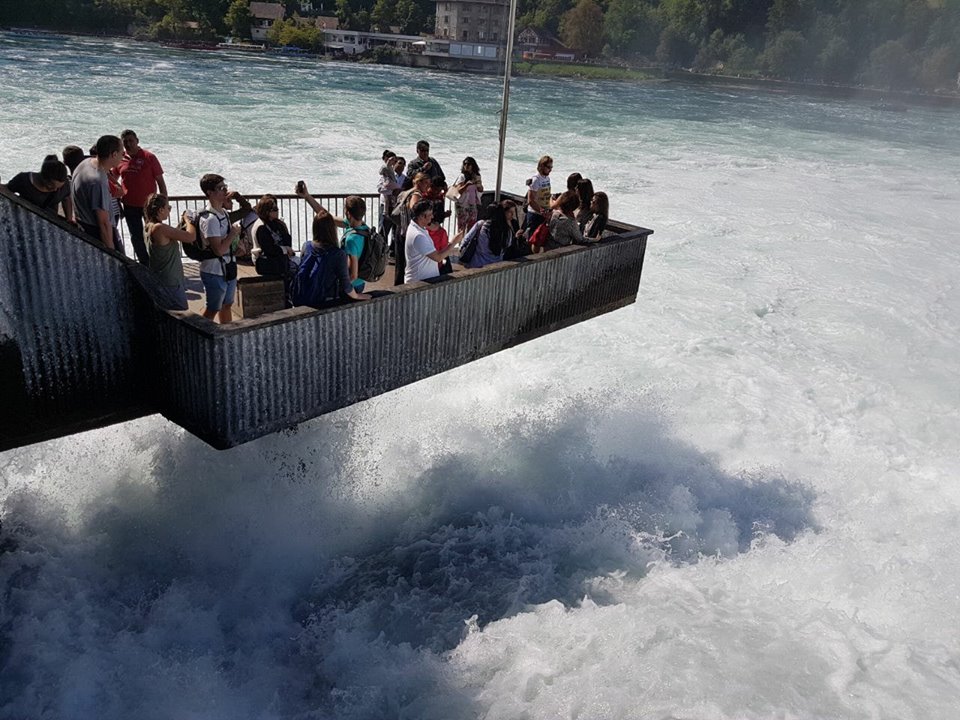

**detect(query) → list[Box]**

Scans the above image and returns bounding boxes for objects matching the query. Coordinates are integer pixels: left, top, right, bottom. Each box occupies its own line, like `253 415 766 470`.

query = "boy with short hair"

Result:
71 135 125 252
198 173 240 323
341 195 368 293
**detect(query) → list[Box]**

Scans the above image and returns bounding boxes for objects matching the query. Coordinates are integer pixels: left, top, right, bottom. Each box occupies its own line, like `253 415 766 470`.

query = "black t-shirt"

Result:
7 172 68 210
255 219 292 258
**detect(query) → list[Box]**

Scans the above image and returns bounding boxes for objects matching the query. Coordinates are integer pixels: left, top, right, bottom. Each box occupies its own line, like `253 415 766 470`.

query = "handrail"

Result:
159 192 384 260
1 184 652 450
157 192 464 261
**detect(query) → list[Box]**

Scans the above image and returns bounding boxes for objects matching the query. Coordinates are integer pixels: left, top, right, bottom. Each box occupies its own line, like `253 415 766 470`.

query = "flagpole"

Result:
494 0 518 202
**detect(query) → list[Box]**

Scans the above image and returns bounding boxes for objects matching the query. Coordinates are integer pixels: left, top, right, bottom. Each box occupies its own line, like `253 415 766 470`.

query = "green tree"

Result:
336 0 373 30
266 16 289 44
658 0 707 45
656 25 697 65
393 0 425 34
693 27 725 69
516 0 571 35
224 0 251 38
370 0 394 31
765 0 814 36
919 45 959 90
761 29 807 77
603 0 640 56
604 0 662 58
816 36 854 82
560 0 604 56
867 39 916 88
725 38 758 73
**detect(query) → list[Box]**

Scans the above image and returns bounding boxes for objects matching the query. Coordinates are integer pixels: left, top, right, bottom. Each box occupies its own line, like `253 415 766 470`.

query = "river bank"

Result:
513 57 960 108
5 26 958 109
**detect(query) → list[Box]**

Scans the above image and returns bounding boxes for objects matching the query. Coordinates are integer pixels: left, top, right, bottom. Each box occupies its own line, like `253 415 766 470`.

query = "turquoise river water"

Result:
1 32 959 719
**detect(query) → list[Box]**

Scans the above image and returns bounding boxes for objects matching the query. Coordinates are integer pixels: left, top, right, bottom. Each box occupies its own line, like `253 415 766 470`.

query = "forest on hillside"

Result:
1 0 958 90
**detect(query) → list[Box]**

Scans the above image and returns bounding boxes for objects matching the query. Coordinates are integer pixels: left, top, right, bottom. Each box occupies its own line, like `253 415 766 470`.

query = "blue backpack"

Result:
292 245 343 308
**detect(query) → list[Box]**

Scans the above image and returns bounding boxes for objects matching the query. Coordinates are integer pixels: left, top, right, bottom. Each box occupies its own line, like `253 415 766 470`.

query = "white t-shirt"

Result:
404 221 440 283
528 173 551 214
198 207 232 276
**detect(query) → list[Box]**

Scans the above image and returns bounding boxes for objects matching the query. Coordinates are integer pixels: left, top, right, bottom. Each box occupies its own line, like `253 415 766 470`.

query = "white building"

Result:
249 2 286 42
322 29 424 55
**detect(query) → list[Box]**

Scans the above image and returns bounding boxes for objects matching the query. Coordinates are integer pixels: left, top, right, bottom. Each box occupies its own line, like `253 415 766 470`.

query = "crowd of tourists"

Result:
4 134 611 323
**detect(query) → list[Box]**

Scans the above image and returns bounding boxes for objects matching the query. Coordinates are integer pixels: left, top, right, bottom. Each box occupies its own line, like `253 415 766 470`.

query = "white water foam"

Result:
2 33 960 719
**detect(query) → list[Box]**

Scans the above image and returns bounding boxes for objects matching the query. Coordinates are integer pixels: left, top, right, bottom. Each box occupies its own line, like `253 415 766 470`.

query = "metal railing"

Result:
166 192 385 259
116 192 461 261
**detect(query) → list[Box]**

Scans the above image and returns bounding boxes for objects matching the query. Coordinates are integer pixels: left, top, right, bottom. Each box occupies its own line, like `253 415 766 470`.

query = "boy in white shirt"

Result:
197 173 240 323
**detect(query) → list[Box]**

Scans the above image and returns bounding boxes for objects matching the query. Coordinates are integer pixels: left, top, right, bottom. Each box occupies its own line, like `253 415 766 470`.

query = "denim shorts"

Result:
200 271 237 312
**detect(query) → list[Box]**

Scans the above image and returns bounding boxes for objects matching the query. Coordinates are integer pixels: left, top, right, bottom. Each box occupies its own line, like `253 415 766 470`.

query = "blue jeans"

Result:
525 210 546 234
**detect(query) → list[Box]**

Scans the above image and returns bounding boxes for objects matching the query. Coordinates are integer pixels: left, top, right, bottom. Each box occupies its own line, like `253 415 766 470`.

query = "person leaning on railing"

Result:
404 199 461 284
6 154 73 223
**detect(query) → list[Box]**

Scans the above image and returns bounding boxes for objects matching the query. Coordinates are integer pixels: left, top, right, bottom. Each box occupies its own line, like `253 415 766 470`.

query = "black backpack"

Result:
180 209 218 261
354 227 388 282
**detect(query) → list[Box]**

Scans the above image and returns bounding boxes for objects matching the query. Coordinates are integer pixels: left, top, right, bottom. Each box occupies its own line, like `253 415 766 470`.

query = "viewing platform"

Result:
0 187 651 451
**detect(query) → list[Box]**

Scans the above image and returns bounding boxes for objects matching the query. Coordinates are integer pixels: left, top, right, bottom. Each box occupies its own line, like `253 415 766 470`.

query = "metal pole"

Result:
494 0 518 202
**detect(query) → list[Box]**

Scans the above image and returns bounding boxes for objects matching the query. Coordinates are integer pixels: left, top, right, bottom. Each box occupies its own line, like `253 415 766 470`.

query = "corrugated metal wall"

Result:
155 233 648 449
0 189 150 449
1 187 649 451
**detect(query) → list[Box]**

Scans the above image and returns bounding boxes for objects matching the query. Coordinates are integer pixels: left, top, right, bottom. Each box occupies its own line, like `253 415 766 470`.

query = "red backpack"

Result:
528 221 550 248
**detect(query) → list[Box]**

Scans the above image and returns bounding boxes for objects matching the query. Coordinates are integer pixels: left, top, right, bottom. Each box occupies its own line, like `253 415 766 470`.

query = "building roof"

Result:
249 2 286 21
314 15 340 29
517 26 566 49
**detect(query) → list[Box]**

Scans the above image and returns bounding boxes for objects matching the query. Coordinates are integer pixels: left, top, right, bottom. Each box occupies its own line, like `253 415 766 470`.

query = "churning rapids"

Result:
2 32 959 719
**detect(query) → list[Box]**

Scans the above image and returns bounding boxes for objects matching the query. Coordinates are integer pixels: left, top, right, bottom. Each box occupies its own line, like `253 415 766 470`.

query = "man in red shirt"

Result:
119 129 167 265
